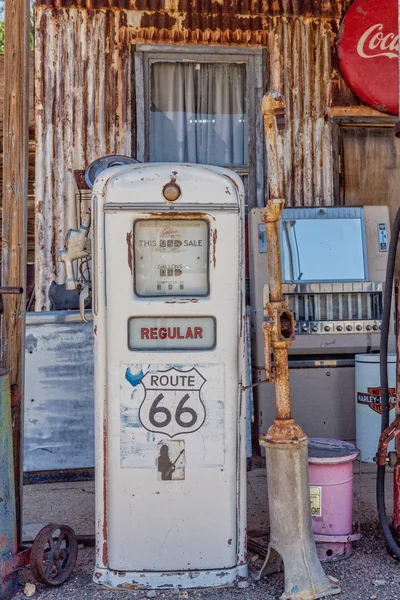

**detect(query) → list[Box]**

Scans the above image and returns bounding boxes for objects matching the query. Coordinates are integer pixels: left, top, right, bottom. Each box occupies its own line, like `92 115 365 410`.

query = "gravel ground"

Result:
12 525 400 600
15 461 400 599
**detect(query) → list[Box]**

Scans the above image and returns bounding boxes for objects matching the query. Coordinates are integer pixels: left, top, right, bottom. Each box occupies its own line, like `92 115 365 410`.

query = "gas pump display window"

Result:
134 219 209 297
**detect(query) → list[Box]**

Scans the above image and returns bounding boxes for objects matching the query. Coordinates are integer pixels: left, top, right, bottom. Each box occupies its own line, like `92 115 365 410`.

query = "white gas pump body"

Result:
92 163 247 589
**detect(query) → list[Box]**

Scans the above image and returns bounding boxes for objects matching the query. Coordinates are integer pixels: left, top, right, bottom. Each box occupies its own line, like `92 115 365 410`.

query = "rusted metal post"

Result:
260 92 304 443
256 92 340 599
1 0 30 544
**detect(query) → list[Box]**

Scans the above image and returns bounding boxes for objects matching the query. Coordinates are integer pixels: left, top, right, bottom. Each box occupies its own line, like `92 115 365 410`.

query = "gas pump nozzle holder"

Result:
57 212 91 290
256 92 340 599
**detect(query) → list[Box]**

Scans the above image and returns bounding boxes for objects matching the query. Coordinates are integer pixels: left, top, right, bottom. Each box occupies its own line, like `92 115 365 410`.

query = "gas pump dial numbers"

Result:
134 219 210 297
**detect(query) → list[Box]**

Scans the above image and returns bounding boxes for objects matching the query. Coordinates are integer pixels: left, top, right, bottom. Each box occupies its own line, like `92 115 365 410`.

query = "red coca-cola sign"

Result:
338 0 398 115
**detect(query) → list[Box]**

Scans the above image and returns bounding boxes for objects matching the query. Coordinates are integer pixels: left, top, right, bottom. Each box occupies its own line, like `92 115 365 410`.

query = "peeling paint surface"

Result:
126 230 133 275
0 371 19 597
23 320 94 472
120 363 225 469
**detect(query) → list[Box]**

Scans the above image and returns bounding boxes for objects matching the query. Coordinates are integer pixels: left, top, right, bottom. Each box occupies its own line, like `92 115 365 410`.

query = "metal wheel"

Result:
30 523 78 586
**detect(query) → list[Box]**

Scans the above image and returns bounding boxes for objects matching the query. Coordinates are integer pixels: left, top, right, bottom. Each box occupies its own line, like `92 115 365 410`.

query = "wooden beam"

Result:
1 0 30 541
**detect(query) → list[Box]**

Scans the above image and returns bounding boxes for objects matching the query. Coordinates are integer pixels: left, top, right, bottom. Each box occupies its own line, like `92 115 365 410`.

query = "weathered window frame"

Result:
332 116 398 205
133 44 267 209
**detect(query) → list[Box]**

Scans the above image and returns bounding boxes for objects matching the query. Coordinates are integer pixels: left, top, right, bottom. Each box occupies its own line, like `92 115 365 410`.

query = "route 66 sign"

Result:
138 367 206 438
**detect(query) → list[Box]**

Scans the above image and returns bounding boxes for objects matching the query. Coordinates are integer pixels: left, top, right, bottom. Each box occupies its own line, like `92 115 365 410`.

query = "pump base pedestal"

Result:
257 437 341 600
93 564 248 590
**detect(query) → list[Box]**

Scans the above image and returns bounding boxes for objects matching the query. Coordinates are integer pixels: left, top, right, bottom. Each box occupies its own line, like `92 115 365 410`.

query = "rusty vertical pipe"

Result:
272 347 292 422
263 199 290 422
263 208 283 302
262 91 285 200
260 92 305 442
258 91 338 598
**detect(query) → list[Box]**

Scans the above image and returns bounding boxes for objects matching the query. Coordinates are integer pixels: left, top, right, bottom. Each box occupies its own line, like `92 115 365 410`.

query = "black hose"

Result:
377 206 400 560
380 208 400 431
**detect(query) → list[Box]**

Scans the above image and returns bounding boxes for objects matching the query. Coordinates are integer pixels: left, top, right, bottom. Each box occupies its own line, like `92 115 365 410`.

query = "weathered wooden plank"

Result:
1 0 30 540
0 52 35 128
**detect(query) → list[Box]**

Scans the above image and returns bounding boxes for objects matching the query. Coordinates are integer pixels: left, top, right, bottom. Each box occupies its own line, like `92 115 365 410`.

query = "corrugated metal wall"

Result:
35 1 353 309
35 9 132 309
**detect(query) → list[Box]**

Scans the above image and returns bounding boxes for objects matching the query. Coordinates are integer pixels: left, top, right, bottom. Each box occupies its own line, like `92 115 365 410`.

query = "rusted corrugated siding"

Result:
35 1 352 309
38 0 348 18
266 18 335 207
35 8 132 309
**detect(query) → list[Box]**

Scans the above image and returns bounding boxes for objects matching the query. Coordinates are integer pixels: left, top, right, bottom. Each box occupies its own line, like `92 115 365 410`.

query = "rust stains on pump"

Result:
147 212 209 220
212 229 217 268
126 231 133 275
165 299 198 303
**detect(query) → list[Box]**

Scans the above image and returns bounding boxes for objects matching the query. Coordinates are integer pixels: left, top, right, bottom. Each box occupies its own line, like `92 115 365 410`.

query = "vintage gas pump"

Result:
78 162 248 588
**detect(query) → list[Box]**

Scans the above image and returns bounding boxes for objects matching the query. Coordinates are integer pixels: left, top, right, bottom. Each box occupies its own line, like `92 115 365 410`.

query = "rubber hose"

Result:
380 207 400 431
377 206 400 560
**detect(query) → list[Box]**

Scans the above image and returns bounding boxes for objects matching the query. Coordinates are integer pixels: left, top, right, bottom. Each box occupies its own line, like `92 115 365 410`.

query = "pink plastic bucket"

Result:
308 437 360 562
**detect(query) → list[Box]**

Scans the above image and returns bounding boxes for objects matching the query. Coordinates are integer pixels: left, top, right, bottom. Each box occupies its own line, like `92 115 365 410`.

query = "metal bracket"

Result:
375 416 400 466
262 320 273 382
79 283 90 323
258 223 268 253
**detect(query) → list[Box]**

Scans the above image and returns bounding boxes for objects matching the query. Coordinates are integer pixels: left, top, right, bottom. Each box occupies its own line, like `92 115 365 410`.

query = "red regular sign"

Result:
338 0 398 115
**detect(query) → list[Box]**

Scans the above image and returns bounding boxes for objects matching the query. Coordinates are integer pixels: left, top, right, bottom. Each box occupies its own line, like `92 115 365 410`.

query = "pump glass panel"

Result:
134 219 209 296
281 218 366 282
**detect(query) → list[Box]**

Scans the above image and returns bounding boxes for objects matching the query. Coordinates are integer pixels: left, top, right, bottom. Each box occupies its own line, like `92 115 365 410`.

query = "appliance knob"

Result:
366 325 372 331
356 325 362 331
336 325 343 332
373 324 379 331
346 325 353 331
311 325 318 333
324 325 331 332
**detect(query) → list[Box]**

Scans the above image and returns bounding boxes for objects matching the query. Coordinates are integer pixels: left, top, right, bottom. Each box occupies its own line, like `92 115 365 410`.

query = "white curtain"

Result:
150 62 248 166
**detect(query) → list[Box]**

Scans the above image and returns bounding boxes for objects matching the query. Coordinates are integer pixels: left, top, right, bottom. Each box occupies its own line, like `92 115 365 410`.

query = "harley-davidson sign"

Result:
357 386 396 414
338 0 398 115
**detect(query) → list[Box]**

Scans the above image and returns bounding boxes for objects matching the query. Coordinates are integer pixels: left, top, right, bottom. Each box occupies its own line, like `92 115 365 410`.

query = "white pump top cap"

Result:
92 163 243 211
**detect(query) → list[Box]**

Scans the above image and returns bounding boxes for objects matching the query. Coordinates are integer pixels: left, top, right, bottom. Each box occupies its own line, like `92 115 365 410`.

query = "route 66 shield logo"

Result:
139 367 206 438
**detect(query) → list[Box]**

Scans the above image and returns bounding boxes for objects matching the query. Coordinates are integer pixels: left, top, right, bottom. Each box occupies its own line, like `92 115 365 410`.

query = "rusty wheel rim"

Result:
30 523 78 586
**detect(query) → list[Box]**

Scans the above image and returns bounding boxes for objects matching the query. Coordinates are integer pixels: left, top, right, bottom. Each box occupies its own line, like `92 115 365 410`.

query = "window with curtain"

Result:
149 62 248 166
